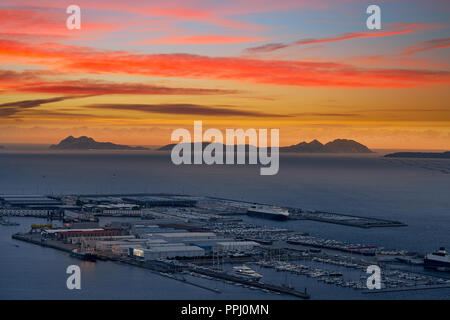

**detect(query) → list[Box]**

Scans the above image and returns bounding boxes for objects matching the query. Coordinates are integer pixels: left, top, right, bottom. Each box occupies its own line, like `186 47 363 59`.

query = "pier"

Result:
289 209 407 228
362 285 450 294
12 233 76 253
184 266 310 299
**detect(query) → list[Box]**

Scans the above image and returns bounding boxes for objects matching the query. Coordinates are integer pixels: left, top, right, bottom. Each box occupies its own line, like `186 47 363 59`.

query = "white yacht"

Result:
232 265 263 280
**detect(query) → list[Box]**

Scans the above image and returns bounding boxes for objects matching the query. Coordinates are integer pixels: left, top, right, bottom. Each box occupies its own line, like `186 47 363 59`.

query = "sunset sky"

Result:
0 0 449 149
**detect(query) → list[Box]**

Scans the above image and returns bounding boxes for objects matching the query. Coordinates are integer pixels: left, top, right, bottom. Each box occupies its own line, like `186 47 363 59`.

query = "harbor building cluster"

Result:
4 193 450 298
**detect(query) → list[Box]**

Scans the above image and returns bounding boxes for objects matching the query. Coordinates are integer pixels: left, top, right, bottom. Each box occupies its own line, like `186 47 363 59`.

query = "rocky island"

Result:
158 139 372 153
279 139 372 153
49 136 149 150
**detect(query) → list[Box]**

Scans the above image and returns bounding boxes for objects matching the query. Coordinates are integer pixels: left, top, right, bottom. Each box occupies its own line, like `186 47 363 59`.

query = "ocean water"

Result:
0 150 449 299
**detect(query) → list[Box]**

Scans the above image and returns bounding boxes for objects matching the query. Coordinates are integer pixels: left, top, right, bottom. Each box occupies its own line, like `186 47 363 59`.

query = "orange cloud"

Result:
0 7 120 39
1 39 449 88
10 0 322 30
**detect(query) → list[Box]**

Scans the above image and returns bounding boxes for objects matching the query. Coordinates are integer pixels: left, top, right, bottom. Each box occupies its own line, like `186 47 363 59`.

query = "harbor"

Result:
3 193 449 299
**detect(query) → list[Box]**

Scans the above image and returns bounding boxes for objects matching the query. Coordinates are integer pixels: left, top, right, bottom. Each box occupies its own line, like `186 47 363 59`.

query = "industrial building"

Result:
95 239 148 252
148 232 217 242
132 245 205 260
123 196 196 208
42 228 122 241
0 209 51 217
189 241 221 252
0 195 62 209
185 241 258 253
133 225 185 235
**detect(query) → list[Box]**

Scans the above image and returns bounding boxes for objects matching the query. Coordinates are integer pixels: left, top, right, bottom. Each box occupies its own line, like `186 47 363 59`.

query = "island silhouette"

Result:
50 136 149 150
159 139 372 153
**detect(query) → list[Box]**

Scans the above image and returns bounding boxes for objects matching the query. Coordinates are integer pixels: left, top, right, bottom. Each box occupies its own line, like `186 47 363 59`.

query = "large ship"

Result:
232 265 263 280
424 247 450 271
247 205 289 221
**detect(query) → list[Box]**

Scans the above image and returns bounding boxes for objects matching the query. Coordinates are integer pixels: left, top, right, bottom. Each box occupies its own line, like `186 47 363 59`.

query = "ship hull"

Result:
70 252 97 262
424 258 450 270
232 272 262 281
247 210 289 221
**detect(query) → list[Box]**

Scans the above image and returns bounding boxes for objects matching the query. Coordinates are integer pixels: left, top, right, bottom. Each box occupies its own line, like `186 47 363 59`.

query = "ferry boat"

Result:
424 247 450 271
232 265 263 280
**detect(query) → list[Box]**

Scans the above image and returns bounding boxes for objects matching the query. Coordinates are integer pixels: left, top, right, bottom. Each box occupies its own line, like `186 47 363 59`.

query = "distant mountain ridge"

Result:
158 139 372 153
280 139 372 153
50 136 148 150
384 151 450 159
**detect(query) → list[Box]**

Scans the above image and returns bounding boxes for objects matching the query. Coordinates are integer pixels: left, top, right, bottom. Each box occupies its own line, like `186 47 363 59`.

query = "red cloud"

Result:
1 0 316 31
1 39 449 88
0 7 120 39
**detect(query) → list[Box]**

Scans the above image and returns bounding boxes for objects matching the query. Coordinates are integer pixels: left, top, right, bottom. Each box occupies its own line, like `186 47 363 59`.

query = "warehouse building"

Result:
42 228 122 241
140 246 205 260
187 241 260 253
111 244 145 256
123 196 196 208
133 225 185 235
148 232 217 242
95 239 148 251
189 241 220 253
0 209 51 217
0 195 62 208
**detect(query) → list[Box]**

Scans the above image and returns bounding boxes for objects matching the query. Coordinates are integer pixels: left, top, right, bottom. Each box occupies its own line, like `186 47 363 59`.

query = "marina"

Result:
4 193 449 299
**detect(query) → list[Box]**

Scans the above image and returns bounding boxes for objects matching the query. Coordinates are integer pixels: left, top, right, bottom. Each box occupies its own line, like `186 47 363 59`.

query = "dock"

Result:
289 209 407 228
12 233 76 253
362 285 450 294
